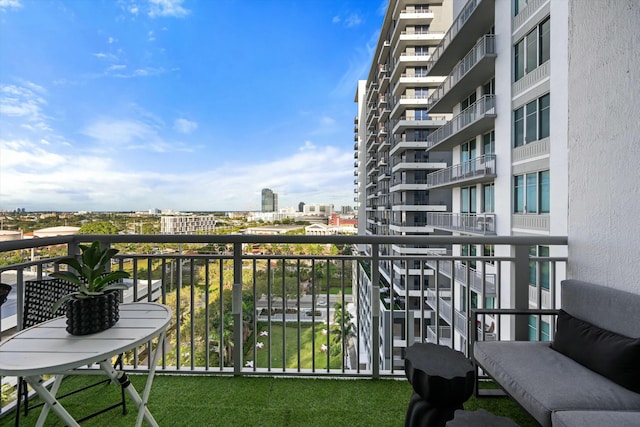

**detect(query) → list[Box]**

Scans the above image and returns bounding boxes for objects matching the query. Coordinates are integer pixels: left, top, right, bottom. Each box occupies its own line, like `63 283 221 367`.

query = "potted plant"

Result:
51 241 130 335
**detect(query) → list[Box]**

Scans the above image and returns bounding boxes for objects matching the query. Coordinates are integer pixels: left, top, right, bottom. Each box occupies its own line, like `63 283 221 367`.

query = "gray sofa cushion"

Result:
552 410 640 427
474 341 640 427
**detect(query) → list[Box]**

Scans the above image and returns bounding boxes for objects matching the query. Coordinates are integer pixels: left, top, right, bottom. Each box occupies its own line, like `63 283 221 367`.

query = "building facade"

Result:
160 215 217 234
261 188 278 212
355 0 573 369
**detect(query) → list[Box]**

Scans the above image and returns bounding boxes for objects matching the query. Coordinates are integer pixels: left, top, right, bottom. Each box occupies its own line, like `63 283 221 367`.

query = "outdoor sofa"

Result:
473 279 640 427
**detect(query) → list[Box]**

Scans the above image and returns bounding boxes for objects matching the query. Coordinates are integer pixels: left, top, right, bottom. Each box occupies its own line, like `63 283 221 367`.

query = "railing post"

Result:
233 242 243 375
371 243 380 379
513 244 530 340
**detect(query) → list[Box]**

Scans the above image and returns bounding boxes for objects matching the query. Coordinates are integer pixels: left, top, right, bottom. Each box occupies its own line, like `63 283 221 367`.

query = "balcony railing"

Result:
425 154 496 189
428 35 496 108
427 212 496 235
0 234 566 414
426 95 496 151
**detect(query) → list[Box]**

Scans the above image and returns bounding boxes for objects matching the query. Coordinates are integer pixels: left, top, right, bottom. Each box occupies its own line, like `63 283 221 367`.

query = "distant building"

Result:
298 202 305 212
160 215 216 234
261 188 278 212
302 204 333 217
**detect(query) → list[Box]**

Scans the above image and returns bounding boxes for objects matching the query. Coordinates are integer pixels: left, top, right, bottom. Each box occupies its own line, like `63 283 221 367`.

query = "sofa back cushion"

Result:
551 309 640 393
561 280 640 338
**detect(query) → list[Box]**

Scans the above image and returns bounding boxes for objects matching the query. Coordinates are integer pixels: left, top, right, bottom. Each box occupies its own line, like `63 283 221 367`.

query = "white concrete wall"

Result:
567 1 640 293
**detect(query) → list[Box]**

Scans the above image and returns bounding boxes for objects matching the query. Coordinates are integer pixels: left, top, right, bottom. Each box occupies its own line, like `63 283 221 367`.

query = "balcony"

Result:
0 234 566 424
392 116 448 134
426 95 496 152
427 212 497 235
428 35 496 113
425 154 496 190
392 73 445 98
427 0 496 76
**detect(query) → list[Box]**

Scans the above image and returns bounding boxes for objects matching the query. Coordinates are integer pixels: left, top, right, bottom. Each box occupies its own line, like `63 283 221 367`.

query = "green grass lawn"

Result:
0 375 537 427
249 323 342 370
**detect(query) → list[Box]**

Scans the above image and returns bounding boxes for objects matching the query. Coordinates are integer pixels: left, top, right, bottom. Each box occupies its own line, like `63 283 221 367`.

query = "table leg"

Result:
26 375 80 427
98 330 165 427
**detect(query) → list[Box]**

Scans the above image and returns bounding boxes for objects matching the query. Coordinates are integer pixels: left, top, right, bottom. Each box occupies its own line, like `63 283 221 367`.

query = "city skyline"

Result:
0 0 387 212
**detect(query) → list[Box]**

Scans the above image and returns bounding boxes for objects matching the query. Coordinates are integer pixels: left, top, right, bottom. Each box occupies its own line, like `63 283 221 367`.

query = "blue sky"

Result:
0 0 386 212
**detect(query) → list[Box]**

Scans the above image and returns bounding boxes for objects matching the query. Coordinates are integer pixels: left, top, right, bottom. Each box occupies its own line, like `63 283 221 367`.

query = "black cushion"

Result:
551 309 640 393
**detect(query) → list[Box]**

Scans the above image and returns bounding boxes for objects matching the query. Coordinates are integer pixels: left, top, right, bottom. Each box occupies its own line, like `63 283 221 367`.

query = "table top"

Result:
0 303 172 377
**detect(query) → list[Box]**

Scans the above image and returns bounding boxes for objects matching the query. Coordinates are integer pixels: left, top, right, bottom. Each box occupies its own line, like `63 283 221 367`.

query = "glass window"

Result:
514 40 524 81
514 175 525 213
470 187 477 213
415 109 429 120
483 131 495 155
461 187 469 213
525 100 537 143
539 170 550 213
526 173 538 213
539 94 550 139
539 18 550 64
526 30 537 73
514 107 524 147
514 0 527 16
483 184 494 212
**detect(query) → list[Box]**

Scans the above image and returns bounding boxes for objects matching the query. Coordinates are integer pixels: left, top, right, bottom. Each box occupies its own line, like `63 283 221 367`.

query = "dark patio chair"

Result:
14 278 126 425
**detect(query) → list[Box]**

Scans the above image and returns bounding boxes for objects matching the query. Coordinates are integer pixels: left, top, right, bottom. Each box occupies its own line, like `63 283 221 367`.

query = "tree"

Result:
79 220 118 234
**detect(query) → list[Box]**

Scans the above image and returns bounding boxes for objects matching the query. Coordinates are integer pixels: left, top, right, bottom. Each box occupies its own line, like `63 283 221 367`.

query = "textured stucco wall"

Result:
567 0 640 292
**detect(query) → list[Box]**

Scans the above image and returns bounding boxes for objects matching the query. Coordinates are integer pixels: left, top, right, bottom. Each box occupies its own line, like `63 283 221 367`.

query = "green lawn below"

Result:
0 375 538 427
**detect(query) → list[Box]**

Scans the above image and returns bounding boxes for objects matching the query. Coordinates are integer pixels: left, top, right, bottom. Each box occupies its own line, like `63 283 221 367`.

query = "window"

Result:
461 186 476 213
513 171 550 214
528 316 551 341
483 244 495 265
483 184 494 213
415 46 429 56
514 0 527 16
483 131 495 155
461 92 477 111
414 88 429 98
415 109 429 120
513 94 550 147
415 66 428 77
414 129 429 141
529 245 550 290
514 18 550 82
482 78 495 96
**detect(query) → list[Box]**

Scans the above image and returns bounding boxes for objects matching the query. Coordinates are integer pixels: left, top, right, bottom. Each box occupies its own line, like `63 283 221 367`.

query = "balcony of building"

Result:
394 5 434 27
390 201 446 212
0 234 566 425
426 95 496 152
390 136 430 156
390 94 431 119
427 35 496 114
392 73 444 98
425 154 496 190
392 116 448 134
427 212 497 235
391 158 447 174
391 50 431 81
426 0 495 76
425 257 497 297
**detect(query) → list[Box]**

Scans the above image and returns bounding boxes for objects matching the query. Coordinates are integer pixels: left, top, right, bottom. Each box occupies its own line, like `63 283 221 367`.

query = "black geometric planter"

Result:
66 290 120 335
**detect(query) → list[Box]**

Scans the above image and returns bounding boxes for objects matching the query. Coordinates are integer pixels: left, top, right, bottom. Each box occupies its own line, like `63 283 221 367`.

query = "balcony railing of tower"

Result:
427 0 481 71
426 95 496 150
425 154 496 189
427 35 496 107
427 212 497 235
0 233 566 408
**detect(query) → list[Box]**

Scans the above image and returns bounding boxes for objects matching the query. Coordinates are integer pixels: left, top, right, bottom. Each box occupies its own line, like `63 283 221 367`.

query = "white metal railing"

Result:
0 234 567 411
427 212 496 235
426 154 495 188
428 0 481 69
426 95 496 150
428 35 496 106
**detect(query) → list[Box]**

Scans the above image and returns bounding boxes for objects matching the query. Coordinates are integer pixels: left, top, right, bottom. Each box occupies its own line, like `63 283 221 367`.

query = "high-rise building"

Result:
261 188 278 212
354 0 454 370
354 0 583 369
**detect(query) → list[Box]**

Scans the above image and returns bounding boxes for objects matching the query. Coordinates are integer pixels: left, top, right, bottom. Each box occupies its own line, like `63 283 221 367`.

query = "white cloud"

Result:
0 137 354 212
148 30 155 41
148 0 190 18
332 16 340 24
0 0 22 11
331 29 378 97
173 118 198 134
344 13 362 28
0 83 50 131
108 36 116 44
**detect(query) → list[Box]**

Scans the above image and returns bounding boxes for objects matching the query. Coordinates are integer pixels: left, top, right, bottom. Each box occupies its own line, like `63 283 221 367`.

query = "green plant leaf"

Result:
51 292 80 313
